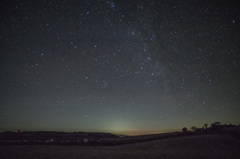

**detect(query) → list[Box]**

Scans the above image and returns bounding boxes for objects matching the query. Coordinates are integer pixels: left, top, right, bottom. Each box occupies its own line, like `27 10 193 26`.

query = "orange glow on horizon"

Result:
113 129 178 136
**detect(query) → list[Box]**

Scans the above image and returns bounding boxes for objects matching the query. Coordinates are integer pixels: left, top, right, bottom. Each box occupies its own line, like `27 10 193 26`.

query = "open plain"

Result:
1 133 240 159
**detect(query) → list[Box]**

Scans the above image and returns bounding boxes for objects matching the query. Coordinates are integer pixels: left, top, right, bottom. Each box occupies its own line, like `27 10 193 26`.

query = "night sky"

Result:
1 0 240 135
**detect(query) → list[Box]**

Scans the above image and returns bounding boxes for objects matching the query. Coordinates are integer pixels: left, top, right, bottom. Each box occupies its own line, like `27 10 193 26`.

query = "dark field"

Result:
1 133 240 159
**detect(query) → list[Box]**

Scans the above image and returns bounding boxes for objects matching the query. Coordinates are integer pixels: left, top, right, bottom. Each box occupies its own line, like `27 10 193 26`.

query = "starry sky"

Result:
0 0 240 135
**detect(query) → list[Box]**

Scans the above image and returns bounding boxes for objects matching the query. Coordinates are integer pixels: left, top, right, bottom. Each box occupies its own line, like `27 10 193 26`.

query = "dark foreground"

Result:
1 134 240 159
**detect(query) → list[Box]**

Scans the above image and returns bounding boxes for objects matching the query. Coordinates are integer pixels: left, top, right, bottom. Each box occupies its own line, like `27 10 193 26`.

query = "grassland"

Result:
0 133 240 159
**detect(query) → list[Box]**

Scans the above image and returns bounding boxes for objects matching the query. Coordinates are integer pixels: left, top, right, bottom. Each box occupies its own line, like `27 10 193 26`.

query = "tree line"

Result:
182 122 240 133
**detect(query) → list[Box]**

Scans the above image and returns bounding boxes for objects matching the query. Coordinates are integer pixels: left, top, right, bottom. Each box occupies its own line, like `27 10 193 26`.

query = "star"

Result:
1 0 239 135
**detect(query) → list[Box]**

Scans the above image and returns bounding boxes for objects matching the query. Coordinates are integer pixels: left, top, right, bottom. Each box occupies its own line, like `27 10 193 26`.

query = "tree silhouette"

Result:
211 122 221 131
204 124 208 129
211 122 220 128
214 122 221 125
182 127 187 133
191 126 197 131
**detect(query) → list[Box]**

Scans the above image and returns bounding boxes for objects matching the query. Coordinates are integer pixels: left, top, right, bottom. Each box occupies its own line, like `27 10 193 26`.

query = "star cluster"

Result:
0 0 240 135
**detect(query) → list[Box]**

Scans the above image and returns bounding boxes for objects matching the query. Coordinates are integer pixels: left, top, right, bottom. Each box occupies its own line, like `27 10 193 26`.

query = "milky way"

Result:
0 0 240 135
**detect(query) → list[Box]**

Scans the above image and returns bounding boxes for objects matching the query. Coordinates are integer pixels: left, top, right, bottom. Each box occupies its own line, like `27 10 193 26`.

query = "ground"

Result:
0 134 240 159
